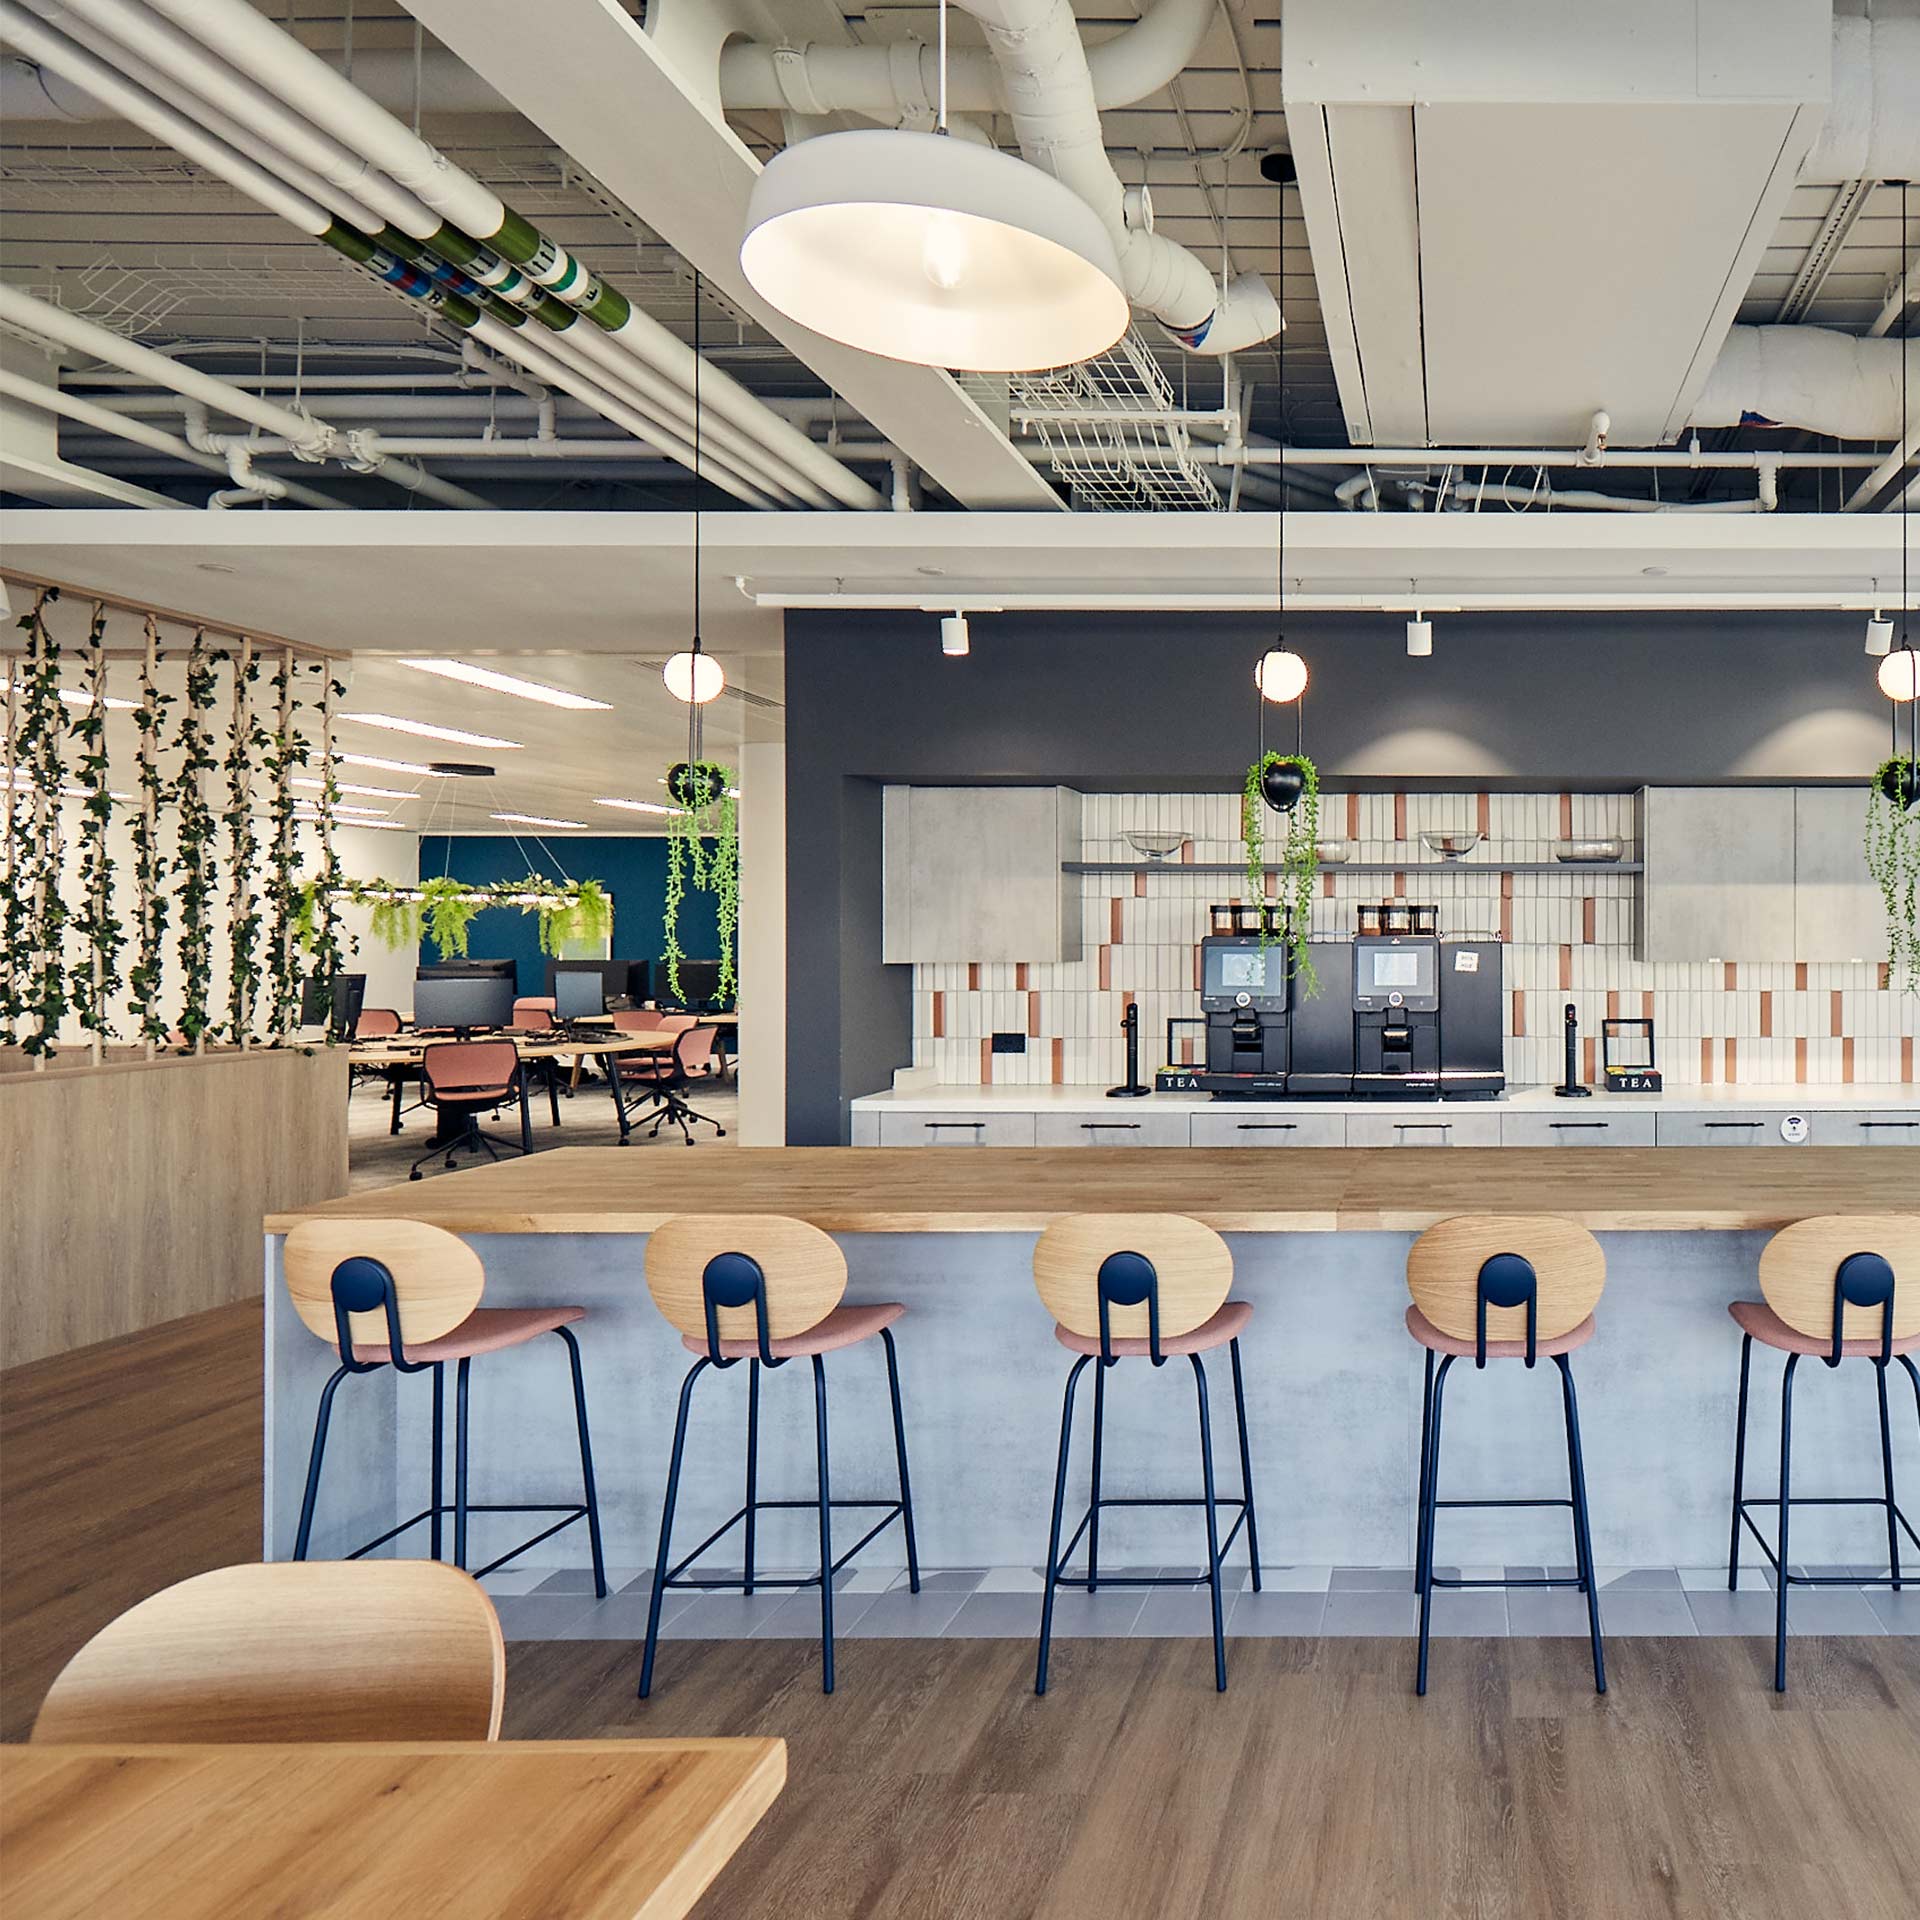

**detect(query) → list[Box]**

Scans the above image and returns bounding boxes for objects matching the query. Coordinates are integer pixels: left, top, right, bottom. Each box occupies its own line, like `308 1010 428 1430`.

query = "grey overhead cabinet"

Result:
1790 787 1887 964
882 786 1083 963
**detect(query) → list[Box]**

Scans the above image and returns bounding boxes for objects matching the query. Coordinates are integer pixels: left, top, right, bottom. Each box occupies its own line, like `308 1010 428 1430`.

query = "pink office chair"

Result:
617 1024 726 1147
509 997 557 1032
411 1040 525 1181
355 1008 402 1039
610 1009 668 1033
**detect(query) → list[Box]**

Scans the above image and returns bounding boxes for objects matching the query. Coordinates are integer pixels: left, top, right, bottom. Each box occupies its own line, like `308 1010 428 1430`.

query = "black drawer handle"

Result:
1395 1123 1452 1132
1859 1120 1919 1129
1704 1121 1764 1130
1236 1123 1298 1132
924 1121 986 1130
1080 1122 1141 1131
1549 1122 1608 1131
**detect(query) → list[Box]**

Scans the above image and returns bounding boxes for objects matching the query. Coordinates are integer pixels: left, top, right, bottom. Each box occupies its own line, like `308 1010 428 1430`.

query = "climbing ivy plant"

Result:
128 615 173 1051
222 642 267 1044
1866 756 1920 993
0 642 24 1048
69 602 124 1053
662 762 737 1003
262 650 308 1037
172 630 221 1048
16 588 69 1056
301 664 351 1033
1242 749 1320 998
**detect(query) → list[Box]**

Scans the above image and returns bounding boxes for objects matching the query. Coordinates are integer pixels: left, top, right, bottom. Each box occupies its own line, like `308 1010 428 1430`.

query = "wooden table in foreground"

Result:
267 1143 1920 1235
1 1738 785 1920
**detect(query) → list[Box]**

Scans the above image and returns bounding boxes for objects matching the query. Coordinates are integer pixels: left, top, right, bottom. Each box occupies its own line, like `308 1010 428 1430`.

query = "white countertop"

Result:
852 1082 1917 1115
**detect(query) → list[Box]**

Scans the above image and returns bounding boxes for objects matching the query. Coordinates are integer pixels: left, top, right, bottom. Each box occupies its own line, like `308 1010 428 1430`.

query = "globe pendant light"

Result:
1878 181 1917 803
739 3 1127 373
665 268 725 709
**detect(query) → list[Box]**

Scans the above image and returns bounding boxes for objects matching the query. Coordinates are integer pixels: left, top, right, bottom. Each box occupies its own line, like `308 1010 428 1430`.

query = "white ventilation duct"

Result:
951 0 1279 355
1801 0 1920 182
1691 326 1915 442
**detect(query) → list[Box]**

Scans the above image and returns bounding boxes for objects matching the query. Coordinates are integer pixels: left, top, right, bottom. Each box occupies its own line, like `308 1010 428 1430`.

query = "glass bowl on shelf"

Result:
1419 830 1482 861
1552 837 1625 864
1124 830 1188 861
1314 838 1356 865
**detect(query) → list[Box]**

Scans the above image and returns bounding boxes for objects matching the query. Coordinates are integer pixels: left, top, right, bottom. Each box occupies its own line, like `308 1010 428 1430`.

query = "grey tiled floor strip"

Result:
483 1564 1920 1641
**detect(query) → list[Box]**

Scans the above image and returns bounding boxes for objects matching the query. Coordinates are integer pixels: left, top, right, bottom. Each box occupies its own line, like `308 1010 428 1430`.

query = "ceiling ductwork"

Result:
1802 0 1920 182
1691 325 1917 442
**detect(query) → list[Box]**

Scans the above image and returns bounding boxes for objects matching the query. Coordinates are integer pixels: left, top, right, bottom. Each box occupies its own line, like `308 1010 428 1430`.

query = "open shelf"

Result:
1065 861 1644 877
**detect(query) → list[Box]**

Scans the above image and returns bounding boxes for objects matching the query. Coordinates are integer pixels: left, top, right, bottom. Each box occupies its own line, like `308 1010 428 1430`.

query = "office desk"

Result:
349 1033 676 1150
2 1738 785 1920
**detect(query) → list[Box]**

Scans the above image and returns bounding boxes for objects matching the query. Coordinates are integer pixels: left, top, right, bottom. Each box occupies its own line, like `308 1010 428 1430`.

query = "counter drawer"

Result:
1345 1110 1503 1148
1189 1111 1348 1148
1032 1110 1193 1148
877 1111 1038 1147
1816 1109 1920 1147
1500 1111 1658 1148
1654 1111 1809 1148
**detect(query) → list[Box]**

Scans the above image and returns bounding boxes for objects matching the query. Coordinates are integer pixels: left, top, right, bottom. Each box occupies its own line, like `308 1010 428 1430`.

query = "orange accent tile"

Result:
1110 897 1125 944
1393 792 1407 841
1179 838 1194 864
1264 867 1277 898
1700 1037 1715 1084
931 992 945 1039
967 963 980 992
1759 991 1772 1038
1098 946 1112 991
1795 1038 1808 1083
1724 1037 1737 1083
1346 792 1361 839
1830 989 1844 1038
1392 871 1406 899
1582 897 1596 944
1015 963 1029 991
1180 1037 1196 1066
1558 945 1573 991
1027 990 1041 1038
1606 989 1620 1019
1795 962 1808 991
1322 873 1335 898
1051 1038 1065 1084
1121 990 1135 1013
980 1038 993 1083
1500 871 1514 943
1842 1037 1855 1083
1903 1037 1914 1083
1511 990 1527 1037
1642 990 1655 1019
1193 945 1204 991
1583 1036 1597 1083
1559 792 1574 839
1723 961 1738 992
1134 872 1146 897
1476 791 1491 837
1878 962 1891 991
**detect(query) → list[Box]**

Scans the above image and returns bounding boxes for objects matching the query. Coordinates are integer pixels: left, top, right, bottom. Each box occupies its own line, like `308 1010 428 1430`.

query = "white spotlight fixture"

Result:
1879 646 1919 703
941 612 971 657
1866 613 1895 656
397 659 612 710
662 649 726 705
1407 613 1434 658
1255 647 1308 703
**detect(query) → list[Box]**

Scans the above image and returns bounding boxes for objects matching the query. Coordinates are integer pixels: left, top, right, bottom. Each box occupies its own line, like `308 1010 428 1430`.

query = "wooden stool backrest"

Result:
646 1214 847 1344
1758 1214 1920 1347
284 1218 486 1351
1407 1215 1606 1345
1034 1214 1232 1342
31 1562 505 1744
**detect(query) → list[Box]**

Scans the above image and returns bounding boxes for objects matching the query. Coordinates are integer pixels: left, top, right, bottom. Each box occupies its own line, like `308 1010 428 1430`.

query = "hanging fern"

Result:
15 588 67 1056
69 602 124 1053
128 615 173 1051
420 875 482 959
1242 750 1321 998
662 761 738 1002
173 630 221 1048
1866 757 1920 993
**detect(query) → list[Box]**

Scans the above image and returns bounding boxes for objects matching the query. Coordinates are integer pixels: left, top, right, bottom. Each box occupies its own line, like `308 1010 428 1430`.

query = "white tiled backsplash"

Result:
911 790 1918 1089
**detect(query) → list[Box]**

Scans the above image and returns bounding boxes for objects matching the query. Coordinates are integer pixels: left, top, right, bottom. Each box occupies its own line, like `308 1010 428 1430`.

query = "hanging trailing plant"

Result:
69 602 124 1058
262 650 309 1037
419 874 483 959
537 876 612 956
221 641 268 1045
1 647 24 1048
661 761 738 1003
302 665 351 1034
1866 756 1920 992
17 588 69 1057
1243 749 1320 997
128 614 174 1053
172 629 221 1048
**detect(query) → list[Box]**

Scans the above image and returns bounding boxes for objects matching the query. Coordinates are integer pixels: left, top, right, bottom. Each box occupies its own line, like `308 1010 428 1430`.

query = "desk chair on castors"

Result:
637 1216 918 1698
1406 1216 1608 1697
1032 1214 1262 1696
1727 1213 1920 1692
283 1219 605 1595
410 1040 526 1181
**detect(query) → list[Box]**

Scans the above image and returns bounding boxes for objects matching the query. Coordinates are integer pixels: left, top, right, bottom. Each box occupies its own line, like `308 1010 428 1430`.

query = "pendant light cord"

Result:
690 268 704 770
1901 180 1914 770
937 0 949 135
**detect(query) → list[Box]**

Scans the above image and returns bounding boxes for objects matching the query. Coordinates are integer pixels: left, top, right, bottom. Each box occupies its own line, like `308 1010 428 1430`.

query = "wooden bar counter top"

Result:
267 1144 1918 1236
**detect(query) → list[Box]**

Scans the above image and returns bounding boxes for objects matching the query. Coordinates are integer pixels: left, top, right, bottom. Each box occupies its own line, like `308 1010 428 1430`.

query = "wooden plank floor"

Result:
5 1305 1918 1918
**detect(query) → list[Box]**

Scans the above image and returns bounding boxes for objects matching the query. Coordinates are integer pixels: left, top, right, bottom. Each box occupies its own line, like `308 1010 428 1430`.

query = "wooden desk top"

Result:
266 1145 1920 1235
1 1738 784 1920
349 1033 673 1066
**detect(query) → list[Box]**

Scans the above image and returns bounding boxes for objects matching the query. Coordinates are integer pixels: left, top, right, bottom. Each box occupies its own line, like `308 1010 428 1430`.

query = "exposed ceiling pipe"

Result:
4 0 795 508
1870 257 1919 340
1691 325 1915 442
952 0 1281 355
1844 418 1920 512
0 281 489 507
206 443 288 509
1221 444 1880 471
1453 474 1778 514
124 0 882 510
1801 0 1920 184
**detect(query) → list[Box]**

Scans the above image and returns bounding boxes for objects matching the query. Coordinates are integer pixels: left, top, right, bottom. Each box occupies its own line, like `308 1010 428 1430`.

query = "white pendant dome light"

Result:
664 650 726 705
1880 646 1919 704
1255 648 1309 703
739 3 1126 373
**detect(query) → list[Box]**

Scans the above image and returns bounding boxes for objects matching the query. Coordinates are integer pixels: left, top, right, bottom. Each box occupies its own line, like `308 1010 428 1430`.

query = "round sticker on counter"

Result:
1780 1113 1809 1145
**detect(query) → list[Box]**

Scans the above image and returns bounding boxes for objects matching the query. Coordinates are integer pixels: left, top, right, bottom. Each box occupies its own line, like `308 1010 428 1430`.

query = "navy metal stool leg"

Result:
743 1358 760 1597
453 1356 472 1571
1774 1353 1798 1693
1088 1359 1107 1593
1728 1333 1753 1589
293 1363 352 1561
1556 1356 1606 1694
1036 1355 1090 1696
640 1359 708 1699
1229 1337 1261 1589
1415 1354 1453 1697
880 1327 921 1594
812 1354 836 1694
1191 1354 1228 1693
430 1362 445 1562
1876 1360 1901 1593
556 1325 606 1599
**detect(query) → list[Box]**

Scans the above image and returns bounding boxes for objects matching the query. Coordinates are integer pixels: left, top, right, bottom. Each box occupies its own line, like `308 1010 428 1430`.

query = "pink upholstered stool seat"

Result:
1728 1297 1920 1360
682 1300 906 1361
1405 1303 1596 1360
1055 1299 1253 1359
347 1304 587 1367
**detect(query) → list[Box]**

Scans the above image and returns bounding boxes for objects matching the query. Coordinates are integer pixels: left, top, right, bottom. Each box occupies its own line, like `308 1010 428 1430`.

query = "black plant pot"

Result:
1260 758 1307 813
1877 759 1920 810
666 761 726 809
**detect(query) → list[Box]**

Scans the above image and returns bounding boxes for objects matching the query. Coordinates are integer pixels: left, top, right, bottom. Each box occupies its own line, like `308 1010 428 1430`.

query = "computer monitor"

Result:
663 959 722 1008
413 972 516 1035
417 958 516 982
553 970 604 1021
300 971 367 1038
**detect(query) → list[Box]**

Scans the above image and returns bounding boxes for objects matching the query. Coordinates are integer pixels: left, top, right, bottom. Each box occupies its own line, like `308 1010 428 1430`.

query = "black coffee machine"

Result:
1288 904 1505 1099
1156 904 1294 1094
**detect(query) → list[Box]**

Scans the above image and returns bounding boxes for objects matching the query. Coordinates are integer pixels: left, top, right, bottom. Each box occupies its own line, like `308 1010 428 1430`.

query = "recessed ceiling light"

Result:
340 712 523 749
338 753 443 776
595 797 685 816
397 659 612 711
492 811 590 829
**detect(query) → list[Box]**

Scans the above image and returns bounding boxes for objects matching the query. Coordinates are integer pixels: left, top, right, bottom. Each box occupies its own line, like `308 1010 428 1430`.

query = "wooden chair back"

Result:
645 1215 847 1344
31 1562 505 1745
284 1218 486 1351
1033 1214 1233 1343
1758 1214 1920 1346
354 1007 402 1039
1407 1215 1606 1345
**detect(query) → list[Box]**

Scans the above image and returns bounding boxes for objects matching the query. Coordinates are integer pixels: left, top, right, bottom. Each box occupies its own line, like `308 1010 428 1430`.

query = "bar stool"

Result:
1727 1213 1920 1693
284 1219 605 1594
1032 1214 1261 1696
637 1215 919 1698
1406 1215 1607 1697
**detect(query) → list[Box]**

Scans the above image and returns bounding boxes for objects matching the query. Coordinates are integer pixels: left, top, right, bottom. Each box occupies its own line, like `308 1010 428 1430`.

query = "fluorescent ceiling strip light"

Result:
294 777 413 800
338 753 445 776
595 797 686 816
339 712 523 750
11 680 136 712
492 811 590 829
398 659 612 711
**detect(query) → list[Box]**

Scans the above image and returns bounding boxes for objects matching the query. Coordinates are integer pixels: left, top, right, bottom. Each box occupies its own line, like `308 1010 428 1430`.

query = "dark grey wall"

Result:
783 609 1886 1141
